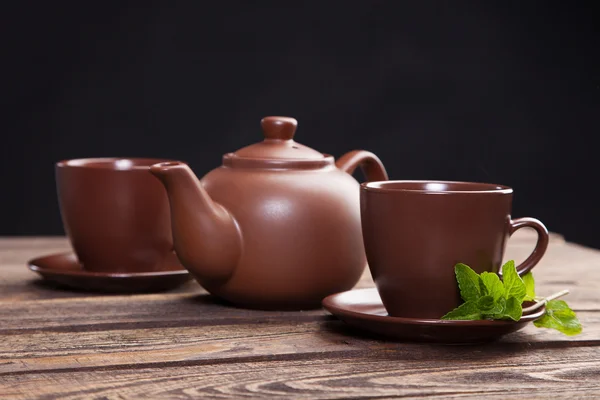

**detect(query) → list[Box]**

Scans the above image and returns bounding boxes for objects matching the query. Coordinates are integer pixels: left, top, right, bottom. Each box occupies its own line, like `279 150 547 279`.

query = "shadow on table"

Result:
181 294 331 321
28 278 106 296
317 318 553 356
181 292 238 307
27 277 198 296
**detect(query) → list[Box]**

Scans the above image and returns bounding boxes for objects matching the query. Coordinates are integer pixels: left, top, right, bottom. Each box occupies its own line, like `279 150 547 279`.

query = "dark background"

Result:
2 1 599 248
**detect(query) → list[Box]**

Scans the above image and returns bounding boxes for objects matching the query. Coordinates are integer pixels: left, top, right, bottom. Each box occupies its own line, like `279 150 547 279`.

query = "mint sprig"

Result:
441 261 582 336
533 300 582 336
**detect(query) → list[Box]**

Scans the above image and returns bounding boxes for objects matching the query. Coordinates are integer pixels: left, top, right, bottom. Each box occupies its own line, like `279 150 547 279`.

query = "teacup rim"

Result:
56 157 179 171
361 180 513 195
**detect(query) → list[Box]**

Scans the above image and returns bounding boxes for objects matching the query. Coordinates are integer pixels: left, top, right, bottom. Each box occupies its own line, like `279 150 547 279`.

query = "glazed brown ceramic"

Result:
322 288 545 344
149 116 388 310
360 181 549 319
56 158 180 273
28 252 192 293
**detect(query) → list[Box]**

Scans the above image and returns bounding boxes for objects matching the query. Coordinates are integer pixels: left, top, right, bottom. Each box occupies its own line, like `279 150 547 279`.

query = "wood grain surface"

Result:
0 231 598 399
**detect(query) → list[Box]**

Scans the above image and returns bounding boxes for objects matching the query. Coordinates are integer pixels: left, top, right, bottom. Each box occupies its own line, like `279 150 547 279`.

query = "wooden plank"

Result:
0 235 596 332
0 293 327 332
0 236 68 251
0 321 376 375
0 233 596 398
0 284 595 333
0 312 597 375
2 345 600 399
0 276 200 302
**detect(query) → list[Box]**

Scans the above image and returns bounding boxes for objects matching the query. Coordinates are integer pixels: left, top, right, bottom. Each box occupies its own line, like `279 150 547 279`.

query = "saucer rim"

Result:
322 288 546 326
28 252 190 279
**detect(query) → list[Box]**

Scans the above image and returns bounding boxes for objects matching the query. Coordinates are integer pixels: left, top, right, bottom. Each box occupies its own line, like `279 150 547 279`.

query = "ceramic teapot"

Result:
150 116 388 309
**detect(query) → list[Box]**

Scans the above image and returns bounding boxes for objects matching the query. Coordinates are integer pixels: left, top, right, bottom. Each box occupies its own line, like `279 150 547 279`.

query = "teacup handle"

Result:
336 150 389 182
506 217 549 276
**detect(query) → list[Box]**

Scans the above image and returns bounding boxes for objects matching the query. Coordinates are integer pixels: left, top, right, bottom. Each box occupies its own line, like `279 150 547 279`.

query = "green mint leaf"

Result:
480 297 506 319
454 263 482 302
441 301 481 320
501 260 526 303
485 297 507 319
503 296 523 321
522 272 536 301
479 272 505 302
477 295 496 312
533 300 582 336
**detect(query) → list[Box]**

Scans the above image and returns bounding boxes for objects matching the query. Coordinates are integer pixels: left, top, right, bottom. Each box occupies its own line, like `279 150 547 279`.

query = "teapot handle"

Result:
335 150 388 182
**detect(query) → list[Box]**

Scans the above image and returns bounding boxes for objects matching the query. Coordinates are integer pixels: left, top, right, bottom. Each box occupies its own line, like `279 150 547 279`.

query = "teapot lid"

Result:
231 116 325 160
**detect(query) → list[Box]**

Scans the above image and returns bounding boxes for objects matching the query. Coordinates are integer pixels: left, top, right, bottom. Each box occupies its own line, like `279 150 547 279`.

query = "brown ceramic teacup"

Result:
360 180 549 319
56 158 178 273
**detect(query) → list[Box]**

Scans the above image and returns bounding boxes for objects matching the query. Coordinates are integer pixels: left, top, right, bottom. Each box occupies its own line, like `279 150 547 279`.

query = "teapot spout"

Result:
149 162 241 283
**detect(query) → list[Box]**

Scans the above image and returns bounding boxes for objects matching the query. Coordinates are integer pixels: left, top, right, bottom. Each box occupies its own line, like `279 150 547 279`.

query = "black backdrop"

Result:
3 1 599 248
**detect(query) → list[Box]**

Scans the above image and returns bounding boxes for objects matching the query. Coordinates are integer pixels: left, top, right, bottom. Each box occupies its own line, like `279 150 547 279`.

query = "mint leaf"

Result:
477 295 496 312
501 260 526 303
455 263 482 302
443 260 582 335
523 272 535 301
441 301 481 320
533 300 582 336
478 296 505 317
479 272 505 302
486 297 507 319
503 296 523 321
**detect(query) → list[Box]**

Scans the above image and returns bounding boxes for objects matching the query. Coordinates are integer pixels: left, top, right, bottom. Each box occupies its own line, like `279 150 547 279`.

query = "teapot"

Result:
150 116 388 309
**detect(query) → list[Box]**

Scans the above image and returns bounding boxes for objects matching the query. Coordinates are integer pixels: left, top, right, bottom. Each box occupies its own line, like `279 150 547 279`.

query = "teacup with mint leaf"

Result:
360 180 549 319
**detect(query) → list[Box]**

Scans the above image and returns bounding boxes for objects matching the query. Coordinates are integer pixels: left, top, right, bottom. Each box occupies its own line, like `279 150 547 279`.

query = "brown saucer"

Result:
28 252 193 293
322 288 546 344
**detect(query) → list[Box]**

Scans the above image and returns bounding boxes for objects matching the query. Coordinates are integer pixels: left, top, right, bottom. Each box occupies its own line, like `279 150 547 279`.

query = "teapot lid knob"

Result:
228 115 324 162
261 116 297 141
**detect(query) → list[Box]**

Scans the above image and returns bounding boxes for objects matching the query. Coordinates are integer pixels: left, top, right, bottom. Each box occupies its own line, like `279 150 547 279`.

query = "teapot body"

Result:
150 116 388 310
197 164 366 309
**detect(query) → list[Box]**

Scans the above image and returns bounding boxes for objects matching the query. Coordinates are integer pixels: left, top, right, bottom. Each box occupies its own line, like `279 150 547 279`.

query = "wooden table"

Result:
1 232 599 399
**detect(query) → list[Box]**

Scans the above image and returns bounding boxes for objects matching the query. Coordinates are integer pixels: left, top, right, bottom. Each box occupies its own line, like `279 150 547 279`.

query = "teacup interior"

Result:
363 180 512 193
58 158 172 170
